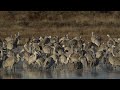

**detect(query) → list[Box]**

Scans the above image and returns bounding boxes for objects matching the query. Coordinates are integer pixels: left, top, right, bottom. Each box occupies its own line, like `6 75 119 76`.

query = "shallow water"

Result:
1 69 120 79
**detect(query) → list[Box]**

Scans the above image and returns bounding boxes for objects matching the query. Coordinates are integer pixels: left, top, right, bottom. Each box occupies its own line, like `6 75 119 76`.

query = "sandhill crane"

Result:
2 31 120 72
111 46 120 57
108 51 120 66
35 57 45 68
49 46 59 64
91 32 101 47
64 45 74 58
43 36 51 45
23 43 29 53
113 38 120 44
16 53 21 63
0 48 3 60
20 48 30 63
51 44 64 62
69 37 78 48
21 47 38 65
80 56 88 71
117 38 120 44
28 50 38 65
32 41 40 51
38 36 44 45
60 39 70 47
6 41 13 50
107 45 116 57
43 57 55 69
50 54 59 67
97 43 107 52
95 51 103 59
76 36 85 48
59 34 69 46
23 42 33 54
50 36 59 44
107 34 115 47
59 54 68 64
42 45 52 57
59 34 67 43
77 43 86 57
85 51 95 69
5 34 19 50
91 32 96 42
64 46 71 53
89 46 96 58
13 32 20 48
68 53 81 64
0 42 7 61
86 50 99 71
2 51 15 71
5 35 13 42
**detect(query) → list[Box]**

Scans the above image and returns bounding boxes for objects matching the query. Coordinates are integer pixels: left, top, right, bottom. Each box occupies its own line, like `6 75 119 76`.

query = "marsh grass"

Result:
0 11 120 42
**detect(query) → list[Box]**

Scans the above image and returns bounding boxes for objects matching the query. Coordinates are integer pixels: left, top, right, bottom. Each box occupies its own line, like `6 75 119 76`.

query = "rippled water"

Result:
1 69 120 79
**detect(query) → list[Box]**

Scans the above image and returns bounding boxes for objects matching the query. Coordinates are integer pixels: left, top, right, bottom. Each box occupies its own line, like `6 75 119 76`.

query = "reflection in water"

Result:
1 69 120 79
1 71 22 79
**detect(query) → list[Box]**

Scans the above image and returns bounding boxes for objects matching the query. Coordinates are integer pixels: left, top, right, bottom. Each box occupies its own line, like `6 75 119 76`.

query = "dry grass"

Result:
0 11 120 42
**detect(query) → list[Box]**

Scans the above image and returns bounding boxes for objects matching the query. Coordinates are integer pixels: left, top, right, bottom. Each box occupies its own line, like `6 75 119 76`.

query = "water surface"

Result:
1 69 120 79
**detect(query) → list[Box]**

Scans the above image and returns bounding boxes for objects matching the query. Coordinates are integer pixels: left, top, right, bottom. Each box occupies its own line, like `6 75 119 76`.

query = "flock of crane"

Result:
0 32 120 72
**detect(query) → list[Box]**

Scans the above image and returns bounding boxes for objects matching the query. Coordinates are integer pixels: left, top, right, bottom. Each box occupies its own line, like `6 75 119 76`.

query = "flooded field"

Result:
1 69 120 79
1 11 120 79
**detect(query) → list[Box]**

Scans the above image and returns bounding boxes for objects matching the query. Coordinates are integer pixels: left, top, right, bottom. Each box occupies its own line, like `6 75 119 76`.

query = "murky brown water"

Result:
1 69 120 79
